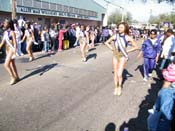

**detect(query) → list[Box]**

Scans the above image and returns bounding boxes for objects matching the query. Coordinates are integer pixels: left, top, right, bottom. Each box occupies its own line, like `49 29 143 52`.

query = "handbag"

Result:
147 109 161 131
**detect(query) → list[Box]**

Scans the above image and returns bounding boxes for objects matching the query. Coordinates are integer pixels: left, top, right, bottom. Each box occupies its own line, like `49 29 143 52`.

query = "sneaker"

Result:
143 77 148 82
148 73 152 77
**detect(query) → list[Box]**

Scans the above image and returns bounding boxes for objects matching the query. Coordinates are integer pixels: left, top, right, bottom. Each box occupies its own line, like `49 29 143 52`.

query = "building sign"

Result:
16 6 98 20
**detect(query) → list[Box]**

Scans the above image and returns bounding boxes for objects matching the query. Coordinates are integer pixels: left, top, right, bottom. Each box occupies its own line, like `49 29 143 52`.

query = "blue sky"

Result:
94 0 174 22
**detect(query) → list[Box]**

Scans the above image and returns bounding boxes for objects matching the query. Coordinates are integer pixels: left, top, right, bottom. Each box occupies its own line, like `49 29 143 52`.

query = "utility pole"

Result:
103 0 110 26
11 0 16 20
120 7 125 22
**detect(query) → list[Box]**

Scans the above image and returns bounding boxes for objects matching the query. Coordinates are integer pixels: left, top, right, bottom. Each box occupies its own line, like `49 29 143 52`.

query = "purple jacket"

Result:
141 38 161 59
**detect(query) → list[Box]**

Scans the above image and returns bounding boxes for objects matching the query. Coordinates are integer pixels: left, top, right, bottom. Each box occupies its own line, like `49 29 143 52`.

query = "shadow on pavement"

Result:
122 69 133 86
86 53 97 61
88 48 96 52
20 63 58 81
105 122 116 131
34 52 56 61
0 58 5 64
135 64 144 78
17 52 56 63
119 76 162 131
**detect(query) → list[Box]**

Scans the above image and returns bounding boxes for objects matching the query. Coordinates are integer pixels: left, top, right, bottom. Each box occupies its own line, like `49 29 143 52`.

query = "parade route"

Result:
0 43 162 131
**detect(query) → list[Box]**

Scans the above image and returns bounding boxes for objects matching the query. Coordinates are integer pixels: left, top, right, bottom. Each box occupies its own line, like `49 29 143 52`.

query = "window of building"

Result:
63 5 69 12
50 3 57 11
57 4 63 12
33 0 41 8
79 9 84 15
69 7 73 13
16 0 22 6
84 10 88 16
23 0 33 7
42 1 49 9
74 8 79 14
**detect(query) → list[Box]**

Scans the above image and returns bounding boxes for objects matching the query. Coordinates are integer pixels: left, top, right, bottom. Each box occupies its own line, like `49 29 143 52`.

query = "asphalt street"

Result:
0 42 162 131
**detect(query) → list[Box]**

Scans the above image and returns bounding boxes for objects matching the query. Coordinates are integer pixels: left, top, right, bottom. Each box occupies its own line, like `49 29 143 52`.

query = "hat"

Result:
162 64 175 82
71 24 75 27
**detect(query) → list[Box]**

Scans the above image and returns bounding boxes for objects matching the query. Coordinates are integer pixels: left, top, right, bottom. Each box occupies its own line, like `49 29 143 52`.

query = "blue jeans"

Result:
157 118 171 131
159 59 171 70
43 41 49 52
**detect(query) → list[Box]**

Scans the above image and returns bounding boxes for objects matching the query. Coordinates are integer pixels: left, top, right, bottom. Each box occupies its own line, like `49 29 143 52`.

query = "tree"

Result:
108 9 133 25
149 13 175 28
126 12 132 23
108 9 122 25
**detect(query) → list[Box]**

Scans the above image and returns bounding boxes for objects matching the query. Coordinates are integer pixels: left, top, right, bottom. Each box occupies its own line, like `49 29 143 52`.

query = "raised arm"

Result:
105 35 116 51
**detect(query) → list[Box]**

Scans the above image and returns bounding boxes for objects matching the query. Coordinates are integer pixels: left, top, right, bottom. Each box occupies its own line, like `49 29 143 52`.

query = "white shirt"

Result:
150 38 157 45
41 30 46 42
161 35 175 59
14 29 22 42
76 27 81 38
18 19 25 28
49 29 56 38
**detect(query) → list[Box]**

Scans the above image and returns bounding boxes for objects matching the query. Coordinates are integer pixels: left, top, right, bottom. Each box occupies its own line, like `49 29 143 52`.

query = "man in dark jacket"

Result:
137 29 161 81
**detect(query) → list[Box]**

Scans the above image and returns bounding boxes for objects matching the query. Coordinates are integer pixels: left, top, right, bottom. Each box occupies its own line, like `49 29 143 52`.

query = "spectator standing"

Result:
137 29 161 81
160 29 175 70
58 25 67 51
14 20 24 56
49 24 57 52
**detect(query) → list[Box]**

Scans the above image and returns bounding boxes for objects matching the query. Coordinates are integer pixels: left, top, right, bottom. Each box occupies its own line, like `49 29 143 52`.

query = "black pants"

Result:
50 37 57 51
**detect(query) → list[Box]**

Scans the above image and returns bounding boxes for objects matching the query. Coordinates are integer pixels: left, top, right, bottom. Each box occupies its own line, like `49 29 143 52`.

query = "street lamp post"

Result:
11 0 16 20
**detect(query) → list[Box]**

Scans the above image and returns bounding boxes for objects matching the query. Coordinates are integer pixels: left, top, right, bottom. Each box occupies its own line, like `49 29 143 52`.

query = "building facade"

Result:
0 0 106 26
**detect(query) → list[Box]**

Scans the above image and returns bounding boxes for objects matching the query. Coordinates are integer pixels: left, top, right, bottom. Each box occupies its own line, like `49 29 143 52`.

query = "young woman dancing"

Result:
105 22 138 96
79 25 89 62
0 19 19 85
21 21 35 62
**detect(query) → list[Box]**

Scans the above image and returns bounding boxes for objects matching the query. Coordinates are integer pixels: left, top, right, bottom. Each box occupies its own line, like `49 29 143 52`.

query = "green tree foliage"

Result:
149 13 175 27
108 9 133 25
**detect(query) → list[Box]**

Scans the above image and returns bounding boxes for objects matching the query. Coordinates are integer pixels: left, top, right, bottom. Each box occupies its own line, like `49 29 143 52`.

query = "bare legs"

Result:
80 40 87 62
113 57 127 96
26 40 34 61
4 50 19 85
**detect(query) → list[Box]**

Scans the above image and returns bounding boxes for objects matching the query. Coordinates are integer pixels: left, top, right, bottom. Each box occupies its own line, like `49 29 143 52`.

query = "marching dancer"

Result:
21 21 35 62
0 19 20 85
79 25 89 62
105 22 138 96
